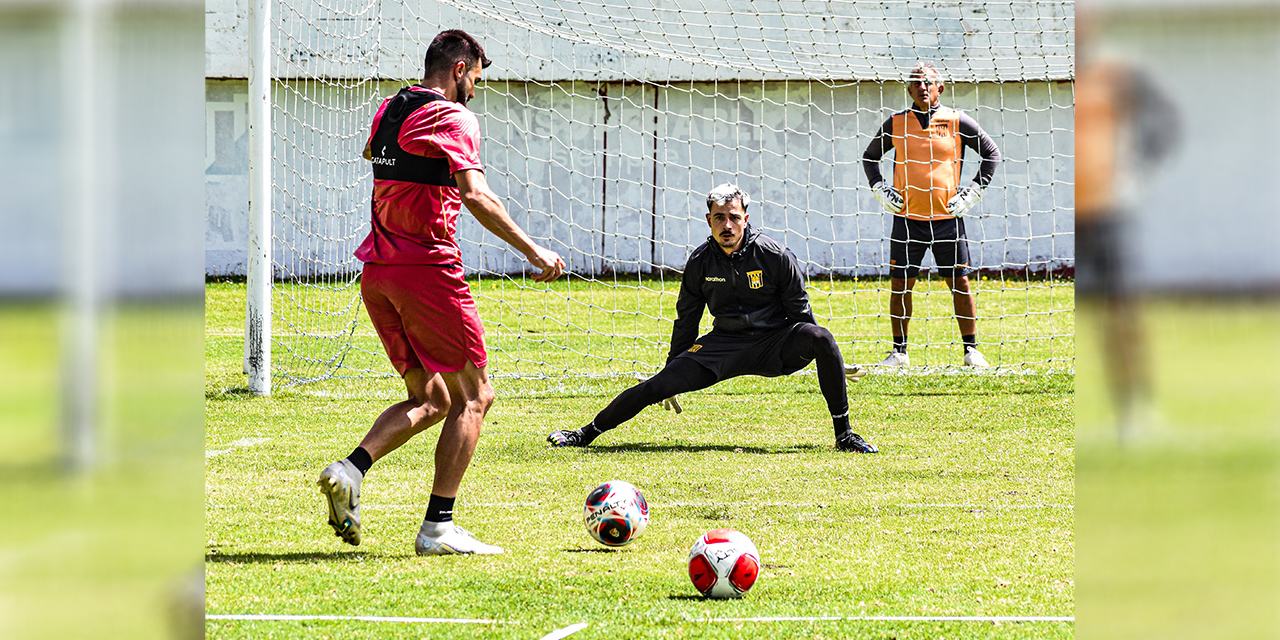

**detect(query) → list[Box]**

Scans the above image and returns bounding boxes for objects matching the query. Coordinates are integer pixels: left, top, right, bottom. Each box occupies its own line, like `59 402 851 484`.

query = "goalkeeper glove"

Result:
637 376 683 414
872 182 904 214
947 183 985 217
844 363 868 383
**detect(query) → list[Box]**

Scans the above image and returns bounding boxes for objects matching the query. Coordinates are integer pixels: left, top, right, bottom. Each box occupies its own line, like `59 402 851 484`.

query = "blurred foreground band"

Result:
1076 2 1280 638
0 1 205 638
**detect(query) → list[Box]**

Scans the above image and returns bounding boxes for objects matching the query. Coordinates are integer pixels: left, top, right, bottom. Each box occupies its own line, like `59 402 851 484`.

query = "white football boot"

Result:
962 348 990 368
318 459 362 546
844 363 868 382
415 521 505 556
876 351 910 367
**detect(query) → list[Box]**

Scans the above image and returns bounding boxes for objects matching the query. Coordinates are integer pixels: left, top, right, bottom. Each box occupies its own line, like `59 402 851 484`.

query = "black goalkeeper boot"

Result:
836 431 879 453
547 423 604 448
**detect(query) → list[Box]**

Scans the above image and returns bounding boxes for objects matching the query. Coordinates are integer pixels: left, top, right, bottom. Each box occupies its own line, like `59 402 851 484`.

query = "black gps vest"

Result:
368 86 458 187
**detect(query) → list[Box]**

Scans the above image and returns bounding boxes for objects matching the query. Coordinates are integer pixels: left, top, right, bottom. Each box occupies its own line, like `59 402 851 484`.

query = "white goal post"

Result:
246 0 1074 395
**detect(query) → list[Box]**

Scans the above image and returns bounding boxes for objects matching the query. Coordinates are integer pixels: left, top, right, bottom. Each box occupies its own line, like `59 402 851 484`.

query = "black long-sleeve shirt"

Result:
668 225 816 362
862 104 1001 187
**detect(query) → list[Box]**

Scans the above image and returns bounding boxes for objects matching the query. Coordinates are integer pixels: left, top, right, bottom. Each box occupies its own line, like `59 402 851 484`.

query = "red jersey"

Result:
354 86 484 265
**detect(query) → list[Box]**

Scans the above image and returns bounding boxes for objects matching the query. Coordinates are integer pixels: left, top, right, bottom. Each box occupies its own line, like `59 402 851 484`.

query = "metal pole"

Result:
62 0 99 472
246 0 271 394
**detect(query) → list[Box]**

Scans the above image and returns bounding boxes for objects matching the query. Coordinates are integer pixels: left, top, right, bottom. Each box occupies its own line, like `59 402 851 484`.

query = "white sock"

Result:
419 519 451 537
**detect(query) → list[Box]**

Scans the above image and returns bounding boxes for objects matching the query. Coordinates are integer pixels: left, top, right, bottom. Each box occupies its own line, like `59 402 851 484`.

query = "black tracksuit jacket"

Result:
667 225 817 363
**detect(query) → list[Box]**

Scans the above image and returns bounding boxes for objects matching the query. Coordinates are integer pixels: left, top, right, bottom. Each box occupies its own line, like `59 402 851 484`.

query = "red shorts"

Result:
361 263 488 375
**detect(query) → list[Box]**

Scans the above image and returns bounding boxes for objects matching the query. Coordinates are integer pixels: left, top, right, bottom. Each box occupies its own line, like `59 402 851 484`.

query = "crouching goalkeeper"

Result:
548 183 877 453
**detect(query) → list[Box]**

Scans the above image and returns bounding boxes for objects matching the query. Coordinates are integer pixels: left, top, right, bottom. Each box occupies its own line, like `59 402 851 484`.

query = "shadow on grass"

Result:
666 595 708 601
207 387 252 399
0 460 73 484
563 548 621 554
889 468 997 483
880 388 1062 398
587 443 822 455
206 550 374 564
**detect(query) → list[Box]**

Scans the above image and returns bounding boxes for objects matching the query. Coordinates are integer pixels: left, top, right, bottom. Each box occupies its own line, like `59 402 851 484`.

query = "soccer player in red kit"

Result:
318 29 565 555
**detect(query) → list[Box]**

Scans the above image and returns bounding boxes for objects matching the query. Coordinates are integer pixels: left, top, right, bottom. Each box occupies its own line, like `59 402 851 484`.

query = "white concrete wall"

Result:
0 10 63 293
205 0 1072 82
205 79 251 276
1097 10 1280 290
1 4 205 296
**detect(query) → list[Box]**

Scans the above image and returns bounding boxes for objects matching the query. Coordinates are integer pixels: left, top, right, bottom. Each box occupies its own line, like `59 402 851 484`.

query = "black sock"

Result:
577 422 605 445
346 447 373 477
962 334 977 352
425 494 455 523
893 335 908 353
832 411 851 438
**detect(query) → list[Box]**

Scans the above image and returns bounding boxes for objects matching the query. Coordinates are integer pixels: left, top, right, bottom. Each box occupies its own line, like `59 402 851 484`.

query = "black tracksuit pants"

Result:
591 322 849 432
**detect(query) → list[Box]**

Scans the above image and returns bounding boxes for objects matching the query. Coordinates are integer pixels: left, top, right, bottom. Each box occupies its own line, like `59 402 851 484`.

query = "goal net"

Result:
263 0 1074 394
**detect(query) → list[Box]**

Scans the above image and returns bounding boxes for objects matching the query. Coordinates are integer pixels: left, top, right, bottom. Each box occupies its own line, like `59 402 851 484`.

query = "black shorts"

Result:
1075 214 1124 298
888 215 974 279
673 323 809 380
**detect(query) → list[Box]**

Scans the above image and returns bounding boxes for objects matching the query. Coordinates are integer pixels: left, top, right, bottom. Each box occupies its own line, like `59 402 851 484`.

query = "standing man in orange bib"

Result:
863 62 1001 368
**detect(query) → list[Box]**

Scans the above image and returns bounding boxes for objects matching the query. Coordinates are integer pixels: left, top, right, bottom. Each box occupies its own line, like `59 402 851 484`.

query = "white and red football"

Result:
582 480 649 547
687 528 761 598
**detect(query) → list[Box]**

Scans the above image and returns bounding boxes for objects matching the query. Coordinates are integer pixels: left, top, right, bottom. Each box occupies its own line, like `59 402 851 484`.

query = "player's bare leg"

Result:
428 361 493 498
359 368 450 461
946 276 977 337
1102 294 1150 442
318 369 450 546
879 276 915 366
415 360 503 555
947 275 988 367
889 276 915 338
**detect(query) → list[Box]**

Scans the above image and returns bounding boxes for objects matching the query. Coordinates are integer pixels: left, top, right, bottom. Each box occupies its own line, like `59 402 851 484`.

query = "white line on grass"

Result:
363 503 542 510
206 437 270 458
709 616 843 622
707 615 1073 623
857 616 1073 622
362 502 1071 510
208 499 1071 511
206 614 1071 627
897 503 1074 510
670 502 1073 509
206 614 501 624
537 622 589 640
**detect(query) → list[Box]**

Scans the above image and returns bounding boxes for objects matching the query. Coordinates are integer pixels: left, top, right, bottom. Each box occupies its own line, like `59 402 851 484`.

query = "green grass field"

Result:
1 301 203 640
205 280 1074 639
211 274 1073 397
1075 299 1280 640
